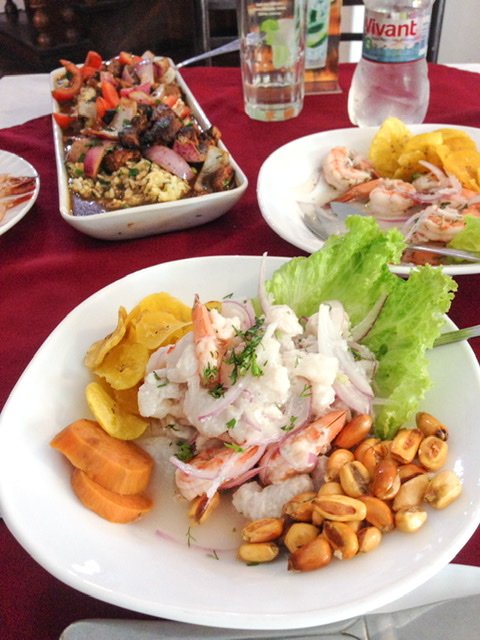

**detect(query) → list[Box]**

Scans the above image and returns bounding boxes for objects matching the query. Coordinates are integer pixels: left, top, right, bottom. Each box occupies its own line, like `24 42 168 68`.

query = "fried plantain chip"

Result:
84 306 128 369
132 309 192 350
94 339 150 390
368 117 412 178
85 381 148 440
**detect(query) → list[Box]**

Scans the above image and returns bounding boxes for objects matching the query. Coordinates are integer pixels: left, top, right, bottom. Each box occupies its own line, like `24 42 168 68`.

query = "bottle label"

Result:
362 9 431 63
305 0 331 70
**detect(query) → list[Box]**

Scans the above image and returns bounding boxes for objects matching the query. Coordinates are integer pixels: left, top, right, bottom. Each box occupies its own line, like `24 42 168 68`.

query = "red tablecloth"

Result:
1 63 480 640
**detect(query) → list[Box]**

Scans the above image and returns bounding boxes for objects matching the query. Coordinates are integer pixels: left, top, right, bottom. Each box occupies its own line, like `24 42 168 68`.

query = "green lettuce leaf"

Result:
266 216 457 439
447 214 480 256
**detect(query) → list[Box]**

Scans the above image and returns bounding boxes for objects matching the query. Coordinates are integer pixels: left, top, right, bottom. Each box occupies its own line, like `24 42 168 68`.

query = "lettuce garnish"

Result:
448 215 480 257
266 216 457 439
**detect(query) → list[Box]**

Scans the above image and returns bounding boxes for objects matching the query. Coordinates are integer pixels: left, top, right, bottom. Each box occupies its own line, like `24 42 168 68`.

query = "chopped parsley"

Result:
227 317 265 383
281 416 297 432
224 442 244 453
300 383 312 398
225 418 236 430
175 440 195 462
208 383 225 398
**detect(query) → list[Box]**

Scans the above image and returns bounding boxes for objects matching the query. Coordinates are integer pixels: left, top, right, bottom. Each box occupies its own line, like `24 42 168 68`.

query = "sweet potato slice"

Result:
50 419 153 495
71 468 153 523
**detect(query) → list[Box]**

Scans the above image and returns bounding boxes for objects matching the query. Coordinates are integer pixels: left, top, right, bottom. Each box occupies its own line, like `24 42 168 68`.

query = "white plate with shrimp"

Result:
257 124 480 276
0 150 39 235
1 255 480 630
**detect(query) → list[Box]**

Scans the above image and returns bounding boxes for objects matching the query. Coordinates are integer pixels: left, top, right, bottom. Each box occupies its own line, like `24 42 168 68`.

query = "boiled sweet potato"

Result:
71 468 153 523
50 418 153 495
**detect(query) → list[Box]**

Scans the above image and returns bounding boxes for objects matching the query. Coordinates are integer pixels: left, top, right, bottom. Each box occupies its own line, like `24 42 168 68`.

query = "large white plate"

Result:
51 67 248 241
0 150 39 235
258 125 480 277
1 256 480 630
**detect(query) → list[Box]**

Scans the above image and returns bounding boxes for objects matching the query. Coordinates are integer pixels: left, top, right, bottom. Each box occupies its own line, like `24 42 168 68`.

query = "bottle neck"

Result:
361 6 432 63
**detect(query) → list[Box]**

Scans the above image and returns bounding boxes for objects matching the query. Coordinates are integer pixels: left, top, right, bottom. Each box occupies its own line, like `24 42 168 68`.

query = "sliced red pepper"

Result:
118 51 142 66
101 81 120 109
53 112 76 129
84 50 103 69
51 59 83 103
161 95 177 109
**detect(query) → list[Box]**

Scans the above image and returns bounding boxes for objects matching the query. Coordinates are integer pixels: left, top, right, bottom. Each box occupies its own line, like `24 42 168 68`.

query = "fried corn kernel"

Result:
371 457 401 500
188 492 220 525
339 461 370 498
238 542 279 564
288 536 332 572
358 496 394 533
357 526 382 553
283 492 317 522
392 473 430 512
395 507 428 533
283 523 319 553
317 481 344 497
323 521 359 560
391 428 424 464
241 518 284 543
313 494 367 522
418 436 448 471
334 414 373 449
326 449 355 482
416 412 448 441
424 470 462 509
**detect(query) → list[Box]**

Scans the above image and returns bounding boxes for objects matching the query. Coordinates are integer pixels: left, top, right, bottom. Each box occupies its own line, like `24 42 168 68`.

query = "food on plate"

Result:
51 50 237 214
0 172 38 222
50 218 461 569
51 419 154 523
320 119 480 264
83 292 192 440
50 419 154 494
71 468 153 524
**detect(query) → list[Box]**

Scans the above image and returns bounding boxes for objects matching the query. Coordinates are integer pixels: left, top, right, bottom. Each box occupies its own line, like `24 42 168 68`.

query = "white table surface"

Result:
0 64 480 129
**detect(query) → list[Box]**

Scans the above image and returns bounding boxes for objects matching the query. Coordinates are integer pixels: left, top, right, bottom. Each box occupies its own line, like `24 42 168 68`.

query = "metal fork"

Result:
300 207 480 263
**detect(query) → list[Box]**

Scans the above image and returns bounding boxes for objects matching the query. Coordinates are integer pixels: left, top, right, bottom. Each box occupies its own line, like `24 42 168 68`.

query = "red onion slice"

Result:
145 144 195 181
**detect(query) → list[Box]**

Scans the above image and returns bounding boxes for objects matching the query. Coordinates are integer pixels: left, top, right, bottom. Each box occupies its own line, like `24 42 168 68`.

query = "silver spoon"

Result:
176 39 240 69
300 208 480 263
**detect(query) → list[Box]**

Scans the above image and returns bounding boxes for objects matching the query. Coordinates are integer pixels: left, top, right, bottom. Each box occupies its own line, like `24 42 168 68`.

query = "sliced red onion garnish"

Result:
145 144 195 181
169 455 219 480
83 142 112 178
220 465 261 489
351 293 388 342
198 380 246 421
221 300 255 329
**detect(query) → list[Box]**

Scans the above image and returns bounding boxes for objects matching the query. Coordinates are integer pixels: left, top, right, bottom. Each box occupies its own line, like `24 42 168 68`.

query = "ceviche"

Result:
317 118 480 265
51 49 237 214
51 217 463 571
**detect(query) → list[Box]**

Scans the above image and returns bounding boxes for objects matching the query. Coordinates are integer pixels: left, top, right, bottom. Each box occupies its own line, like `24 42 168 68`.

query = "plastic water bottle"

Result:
348 0 435 127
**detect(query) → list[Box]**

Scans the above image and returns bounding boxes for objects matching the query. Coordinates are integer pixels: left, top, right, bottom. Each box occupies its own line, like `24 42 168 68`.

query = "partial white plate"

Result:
0 150 39 235
1 256 479 630
257 124 480 276
51 66 248 241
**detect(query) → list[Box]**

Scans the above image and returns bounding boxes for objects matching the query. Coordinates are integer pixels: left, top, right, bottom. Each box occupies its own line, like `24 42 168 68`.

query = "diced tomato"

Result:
51 59 83 103
53 112 76 129
81 65 98 80
95 96 109 122
118 51 142 66
101 81 120 109
161 95 177 109
84 50 103 69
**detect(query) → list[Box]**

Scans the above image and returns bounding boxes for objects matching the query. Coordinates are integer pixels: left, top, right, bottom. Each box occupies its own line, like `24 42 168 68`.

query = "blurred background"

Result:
0 0 478 76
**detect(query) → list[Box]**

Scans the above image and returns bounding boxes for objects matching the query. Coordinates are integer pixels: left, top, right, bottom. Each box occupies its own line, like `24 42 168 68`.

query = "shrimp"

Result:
191 295 227 387
322 147 376 192
332 177 416 218
173 443 265 501
259 410 347 485
406 204 467 244
367 179 417 217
